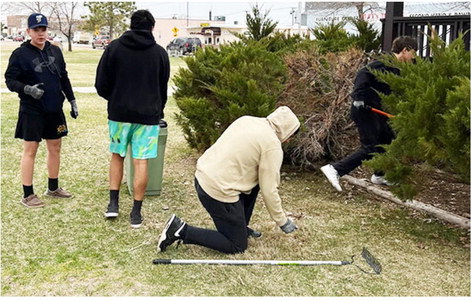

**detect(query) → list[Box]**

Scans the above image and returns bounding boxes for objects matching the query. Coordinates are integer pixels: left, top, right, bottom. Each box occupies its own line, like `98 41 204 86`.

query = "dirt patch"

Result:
349 167 470 219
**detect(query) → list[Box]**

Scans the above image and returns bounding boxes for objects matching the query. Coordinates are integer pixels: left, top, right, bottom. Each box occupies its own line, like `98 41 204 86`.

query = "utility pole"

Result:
186 2 189 27
298 2 302 34
290 8 295 26
382 2 404 51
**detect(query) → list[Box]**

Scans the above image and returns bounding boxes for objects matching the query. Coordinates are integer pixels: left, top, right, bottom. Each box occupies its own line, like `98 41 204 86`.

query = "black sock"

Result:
110 190 119 205
131 200 142 215
48 178 58 191
23 185 34 198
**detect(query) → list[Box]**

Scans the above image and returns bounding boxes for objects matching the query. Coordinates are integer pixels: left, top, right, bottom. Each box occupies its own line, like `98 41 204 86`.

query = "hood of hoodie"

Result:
21 40 52 52
119 30 156 49
266 106 300 143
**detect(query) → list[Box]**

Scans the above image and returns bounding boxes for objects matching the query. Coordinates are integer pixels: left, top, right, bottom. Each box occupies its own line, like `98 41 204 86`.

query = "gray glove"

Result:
24 83 44 100
280 218 298 234
353 100 365 109
69 99 78 119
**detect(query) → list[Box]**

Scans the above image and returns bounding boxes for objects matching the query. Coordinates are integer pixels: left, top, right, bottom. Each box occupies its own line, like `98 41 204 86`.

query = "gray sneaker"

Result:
44 187 72 198
21 194 45 208
371 175 393 186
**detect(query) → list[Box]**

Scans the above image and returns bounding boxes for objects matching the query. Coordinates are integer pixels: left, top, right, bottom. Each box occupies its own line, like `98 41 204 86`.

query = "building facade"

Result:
153 18 224 48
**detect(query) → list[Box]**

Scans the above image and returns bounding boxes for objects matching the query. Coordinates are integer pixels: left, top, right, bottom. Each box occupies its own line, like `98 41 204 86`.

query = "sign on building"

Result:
172 27 179 37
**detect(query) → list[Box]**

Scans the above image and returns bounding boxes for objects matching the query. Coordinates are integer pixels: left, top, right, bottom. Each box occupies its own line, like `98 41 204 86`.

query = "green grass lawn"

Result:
1 40 470 297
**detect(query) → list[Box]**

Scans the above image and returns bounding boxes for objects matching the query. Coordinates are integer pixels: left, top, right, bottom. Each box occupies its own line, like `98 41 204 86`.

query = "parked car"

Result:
73 31 92 44
166 37 202 55
13 35 25 42
92 35 110 49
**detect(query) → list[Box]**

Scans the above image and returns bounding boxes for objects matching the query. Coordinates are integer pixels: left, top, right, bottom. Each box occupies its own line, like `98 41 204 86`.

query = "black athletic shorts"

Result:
15 111 68 142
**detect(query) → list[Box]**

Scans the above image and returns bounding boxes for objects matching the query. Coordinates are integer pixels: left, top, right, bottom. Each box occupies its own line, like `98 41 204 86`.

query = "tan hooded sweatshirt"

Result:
195 106 300 226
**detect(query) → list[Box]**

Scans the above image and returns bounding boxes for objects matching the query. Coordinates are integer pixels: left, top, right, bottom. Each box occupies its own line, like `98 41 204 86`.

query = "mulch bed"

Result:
349 167 470 219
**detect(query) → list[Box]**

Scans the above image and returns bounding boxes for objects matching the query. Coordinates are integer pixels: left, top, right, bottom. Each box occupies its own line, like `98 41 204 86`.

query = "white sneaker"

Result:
371 174 393 186
320 164 342 192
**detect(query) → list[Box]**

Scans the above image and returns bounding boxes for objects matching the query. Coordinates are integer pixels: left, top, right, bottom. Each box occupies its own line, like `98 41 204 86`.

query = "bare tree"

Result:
2 1 54 17
3 2 82 52
50 2 80 52
305 2 383 19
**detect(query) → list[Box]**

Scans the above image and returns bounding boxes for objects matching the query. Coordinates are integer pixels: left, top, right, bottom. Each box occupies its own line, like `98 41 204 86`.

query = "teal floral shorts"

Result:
108 120 159 159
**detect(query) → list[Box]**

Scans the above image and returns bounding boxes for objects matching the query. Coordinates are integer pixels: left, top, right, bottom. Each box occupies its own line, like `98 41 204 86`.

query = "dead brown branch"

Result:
279 48 366 168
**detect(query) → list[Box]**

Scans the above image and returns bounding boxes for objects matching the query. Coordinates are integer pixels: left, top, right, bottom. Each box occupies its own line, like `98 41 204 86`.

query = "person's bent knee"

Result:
226 239 248 254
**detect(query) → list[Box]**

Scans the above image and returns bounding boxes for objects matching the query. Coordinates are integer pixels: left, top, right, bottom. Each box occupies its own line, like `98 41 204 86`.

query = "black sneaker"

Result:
157 214 186 252
130 212 143 228
104 202 119 218
247 227 262 238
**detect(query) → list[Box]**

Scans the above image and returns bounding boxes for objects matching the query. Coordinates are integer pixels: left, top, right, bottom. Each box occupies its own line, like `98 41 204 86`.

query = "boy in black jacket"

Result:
5 13 79 208
321 36 417 192
95 10 170 228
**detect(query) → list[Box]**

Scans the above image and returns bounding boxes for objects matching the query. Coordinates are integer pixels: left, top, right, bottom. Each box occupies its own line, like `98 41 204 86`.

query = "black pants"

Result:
182 178 259 254
332 106 395 176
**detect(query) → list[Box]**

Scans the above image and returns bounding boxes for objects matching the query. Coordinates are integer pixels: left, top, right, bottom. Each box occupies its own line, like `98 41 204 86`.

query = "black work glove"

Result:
24 83 44 100
353 100 365 109
280 218 298 234
69 99 79 119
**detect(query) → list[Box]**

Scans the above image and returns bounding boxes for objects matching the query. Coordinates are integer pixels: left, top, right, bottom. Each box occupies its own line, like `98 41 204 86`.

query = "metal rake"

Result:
153 247 382 275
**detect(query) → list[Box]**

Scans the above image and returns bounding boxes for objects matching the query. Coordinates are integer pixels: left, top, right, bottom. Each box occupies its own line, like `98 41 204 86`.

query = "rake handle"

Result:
366 106 395 118
152 259 351 266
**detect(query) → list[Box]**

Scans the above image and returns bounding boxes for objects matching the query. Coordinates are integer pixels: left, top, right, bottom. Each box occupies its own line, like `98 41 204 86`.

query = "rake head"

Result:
360 247 382 274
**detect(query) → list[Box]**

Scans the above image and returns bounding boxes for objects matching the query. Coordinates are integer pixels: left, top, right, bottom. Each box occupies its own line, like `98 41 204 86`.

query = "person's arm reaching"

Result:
258 148 297 233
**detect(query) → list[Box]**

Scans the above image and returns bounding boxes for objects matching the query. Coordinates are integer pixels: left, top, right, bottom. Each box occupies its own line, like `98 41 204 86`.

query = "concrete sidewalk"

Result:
1 85 176 96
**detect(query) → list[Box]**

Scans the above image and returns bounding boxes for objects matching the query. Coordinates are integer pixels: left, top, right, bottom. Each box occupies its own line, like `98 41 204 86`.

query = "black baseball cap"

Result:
28 13 48 29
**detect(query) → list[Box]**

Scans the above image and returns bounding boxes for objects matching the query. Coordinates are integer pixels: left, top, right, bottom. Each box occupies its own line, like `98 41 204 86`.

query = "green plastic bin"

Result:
125 124 168 196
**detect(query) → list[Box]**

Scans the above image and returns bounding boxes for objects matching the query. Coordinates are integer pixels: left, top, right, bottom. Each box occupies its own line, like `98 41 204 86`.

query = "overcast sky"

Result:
135 1 469 27
1 1 469 27
135 2 311 27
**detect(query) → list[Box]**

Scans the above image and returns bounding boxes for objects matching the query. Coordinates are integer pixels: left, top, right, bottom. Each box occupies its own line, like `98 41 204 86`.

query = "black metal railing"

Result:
381 15 470 57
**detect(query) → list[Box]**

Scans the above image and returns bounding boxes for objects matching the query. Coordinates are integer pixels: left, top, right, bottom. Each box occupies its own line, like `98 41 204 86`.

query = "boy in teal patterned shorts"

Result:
104 121 160 228
95 10 170 228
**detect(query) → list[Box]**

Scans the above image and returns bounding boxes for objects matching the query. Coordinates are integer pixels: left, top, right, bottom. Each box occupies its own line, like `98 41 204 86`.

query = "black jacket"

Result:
5 40 75 113
95 30 170 125
350 60 400 109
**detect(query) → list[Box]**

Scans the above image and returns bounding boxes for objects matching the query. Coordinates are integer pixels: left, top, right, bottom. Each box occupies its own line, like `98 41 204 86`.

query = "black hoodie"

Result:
5 40 75 114
350 60 400 109
95 30 170 125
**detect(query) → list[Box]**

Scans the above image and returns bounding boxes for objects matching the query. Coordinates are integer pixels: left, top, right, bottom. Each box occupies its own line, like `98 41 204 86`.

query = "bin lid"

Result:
159 120 168 128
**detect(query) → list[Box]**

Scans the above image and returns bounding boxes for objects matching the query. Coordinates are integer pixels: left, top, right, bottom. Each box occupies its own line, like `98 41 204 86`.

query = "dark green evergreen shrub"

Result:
263 32 316 54
349 18 382 52
311 19 381 53
311 21 353 53
367 35 470 199
174 41 286 151
244 4 278 41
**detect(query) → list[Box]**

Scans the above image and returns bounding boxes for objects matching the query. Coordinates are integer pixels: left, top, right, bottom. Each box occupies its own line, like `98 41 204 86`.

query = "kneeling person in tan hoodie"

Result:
158 106 300 254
